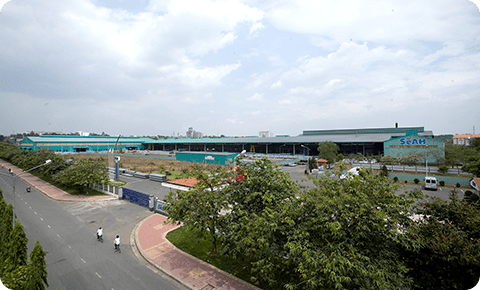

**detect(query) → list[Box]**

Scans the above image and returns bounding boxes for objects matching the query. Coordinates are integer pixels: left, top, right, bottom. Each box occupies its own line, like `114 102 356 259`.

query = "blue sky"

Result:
0 0 479 137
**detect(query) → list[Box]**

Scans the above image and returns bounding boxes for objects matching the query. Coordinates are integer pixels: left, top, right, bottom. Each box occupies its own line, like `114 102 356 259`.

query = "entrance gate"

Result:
122 188 150 208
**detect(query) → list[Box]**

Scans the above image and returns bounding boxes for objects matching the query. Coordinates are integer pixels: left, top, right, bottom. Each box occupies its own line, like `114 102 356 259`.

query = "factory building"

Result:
20 136 148 153
18 126 446 163
384 130 445 163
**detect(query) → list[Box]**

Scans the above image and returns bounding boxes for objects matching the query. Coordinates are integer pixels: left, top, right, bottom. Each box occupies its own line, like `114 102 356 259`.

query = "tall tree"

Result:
403 193 480 290
0 203 13 276
164 165 230 253
220 158 299 284
54 157 108 192
278 170 423 290
24 241 49 290
462 138 480 177
317 141 339 166
2 221 29 275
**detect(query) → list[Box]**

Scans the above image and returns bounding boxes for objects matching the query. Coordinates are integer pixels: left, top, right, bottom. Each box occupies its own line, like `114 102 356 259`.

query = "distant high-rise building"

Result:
186 127 194 138
259 131 275 138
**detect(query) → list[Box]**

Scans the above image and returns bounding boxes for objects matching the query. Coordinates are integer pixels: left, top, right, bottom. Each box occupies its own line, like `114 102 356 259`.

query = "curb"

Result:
133 214 196 290
133 214 261 290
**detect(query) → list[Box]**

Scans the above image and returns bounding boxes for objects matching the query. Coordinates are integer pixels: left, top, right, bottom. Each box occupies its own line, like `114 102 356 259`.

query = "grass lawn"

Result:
166 226 259 288
34 173 109 196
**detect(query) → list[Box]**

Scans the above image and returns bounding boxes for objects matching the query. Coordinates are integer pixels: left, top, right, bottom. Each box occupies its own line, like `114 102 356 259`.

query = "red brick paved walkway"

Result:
135 214 259 290
0 160 115 202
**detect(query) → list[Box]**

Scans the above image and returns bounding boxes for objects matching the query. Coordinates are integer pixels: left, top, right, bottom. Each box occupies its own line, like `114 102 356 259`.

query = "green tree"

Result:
2 221 29 275
0 203 13 276
317 141 339 166
403 193 480 290
438 164 449 175
380 155 398 170
164 165 230 254
24 241 49 290
220 157 299 286
54 157 108 193
308 156 317 171
462 138 480 177
279 171 423 290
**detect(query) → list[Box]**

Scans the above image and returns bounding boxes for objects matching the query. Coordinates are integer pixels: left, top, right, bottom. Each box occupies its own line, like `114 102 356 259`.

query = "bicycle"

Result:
97 235 103 243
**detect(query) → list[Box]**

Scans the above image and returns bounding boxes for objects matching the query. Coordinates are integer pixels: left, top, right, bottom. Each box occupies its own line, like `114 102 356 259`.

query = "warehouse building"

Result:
20 136 148 152
384 130 445 163
19 126 445 163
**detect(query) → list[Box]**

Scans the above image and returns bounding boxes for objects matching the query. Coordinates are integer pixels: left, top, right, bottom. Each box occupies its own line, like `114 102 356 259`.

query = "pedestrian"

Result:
114 235 120 251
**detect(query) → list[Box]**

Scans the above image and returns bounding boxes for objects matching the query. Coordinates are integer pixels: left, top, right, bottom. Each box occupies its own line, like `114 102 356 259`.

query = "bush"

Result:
456 183 461 188
393 176 398 182
405 180 408 184
438 164 449 175
439 180 445 186
414 178 419 184
380 165 389 177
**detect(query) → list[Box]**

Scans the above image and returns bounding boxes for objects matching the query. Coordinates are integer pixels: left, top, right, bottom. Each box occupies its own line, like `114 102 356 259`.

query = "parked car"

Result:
423 176 438 191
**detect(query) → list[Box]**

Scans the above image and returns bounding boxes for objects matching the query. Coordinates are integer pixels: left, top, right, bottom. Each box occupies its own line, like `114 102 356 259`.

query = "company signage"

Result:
399 138 426 145
205 155 215 160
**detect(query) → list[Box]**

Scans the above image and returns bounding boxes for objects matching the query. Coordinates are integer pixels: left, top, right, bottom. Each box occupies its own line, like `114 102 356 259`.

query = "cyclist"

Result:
114 235 120 251
96 227 103 241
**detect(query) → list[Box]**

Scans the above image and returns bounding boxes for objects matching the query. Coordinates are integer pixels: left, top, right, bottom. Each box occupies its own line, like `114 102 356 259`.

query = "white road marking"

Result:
56 233 61 238
80 258 86 263
29 206 32 209
68 245 72 249
40 218 43 221
34 212 37 215
47 225 51 228
95 272 101 278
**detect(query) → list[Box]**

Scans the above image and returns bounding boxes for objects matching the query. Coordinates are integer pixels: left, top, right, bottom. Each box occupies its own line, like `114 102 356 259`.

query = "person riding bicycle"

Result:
114 235 120 250
97 227 103 240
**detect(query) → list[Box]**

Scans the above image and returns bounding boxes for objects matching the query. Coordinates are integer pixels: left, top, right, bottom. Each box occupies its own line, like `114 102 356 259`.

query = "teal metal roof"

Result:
302 127 425 136
23 136 150 144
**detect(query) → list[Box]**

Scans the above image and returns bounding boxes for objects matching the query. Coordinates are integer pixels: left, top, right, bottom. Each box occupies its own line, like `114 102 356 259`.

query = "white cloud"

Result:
0 0 479 137
247 92 264 101
249 21 264 34
271 80 282 89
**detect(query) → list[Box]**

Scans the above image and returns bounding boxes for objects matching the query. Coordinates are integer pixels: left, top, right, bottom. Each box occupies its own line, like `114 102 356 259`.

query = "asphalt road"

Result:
0 167 187 290
280 164 467 201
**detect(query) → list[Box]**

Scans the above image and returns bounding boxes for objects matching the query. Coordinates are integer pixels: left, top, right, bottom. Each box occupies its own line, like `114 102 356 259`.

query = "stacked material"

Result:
134 172 150 179
123 169 135 177
149 173 167 182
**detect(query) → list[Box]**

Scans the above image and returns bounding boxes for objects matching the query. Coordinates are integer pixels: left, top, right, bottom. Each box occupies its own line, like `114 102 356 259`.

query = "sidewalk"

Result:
134 214 259 290
0 160 115 202
1 160 258 290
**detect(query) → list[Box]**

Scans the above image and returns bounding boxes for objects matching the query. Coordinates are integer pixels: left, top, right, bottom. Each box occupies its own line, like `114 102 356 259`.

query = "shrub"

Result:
393 176 398 182
438 164 449 175
405 180 408 184
380 165 389 177
456 183 461 188
439 180 445 186
414 178 419 184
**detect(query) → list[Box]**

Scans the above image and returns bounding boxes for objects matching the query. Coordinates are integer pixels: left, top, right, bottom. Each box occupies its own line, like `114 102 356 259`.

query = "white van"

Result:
424 177 438 191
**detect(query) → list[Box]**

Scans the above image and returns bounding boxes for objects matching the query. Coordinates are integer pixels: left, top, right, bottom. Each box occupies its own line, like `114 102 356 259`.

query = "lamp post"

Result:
425 145 428 179
301 145 311 173
13 159 52 228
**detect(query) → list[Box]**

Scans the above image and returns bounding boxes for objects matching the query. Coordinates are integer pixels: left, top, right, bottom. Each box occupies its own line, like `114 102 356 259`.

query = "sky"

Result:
0 0 479 138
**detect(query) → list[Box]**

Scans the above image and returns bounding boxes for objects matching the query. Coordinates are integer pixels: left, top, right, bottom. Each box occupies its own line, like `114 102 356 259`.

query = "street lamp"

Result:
300 145 310 156
425 145 428 179
13 159 52 228
300 145 311 173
